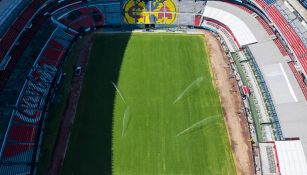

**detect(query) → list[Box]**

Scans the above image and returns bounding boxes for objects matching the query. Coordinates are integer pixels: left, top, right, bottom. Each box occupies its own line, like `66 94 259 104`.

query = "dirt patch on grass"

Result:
203 31 254 175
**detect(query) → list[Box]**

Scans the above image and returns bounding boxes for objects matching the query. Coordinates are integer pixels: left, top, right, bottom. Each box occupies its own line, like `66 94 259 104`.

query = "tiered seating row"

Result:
44 0 81 15
0 28 74 175
274 1 307 47
274 38 288 56
282 27 306 56
0 14 47 90
205 19 240 48
255 0 271 9
288 62 307 99
59 7 104 33
0 143 33 175
256 16 274 35
266 6 307 72
0 0 44 64
0 164 31 175
227 2 254 14
264 0 277 5
299 56 307 74
251 0 307 95
255 0 277 8
0 0 27 33
266 6 290 31
7 125 37 143
2 144 34 162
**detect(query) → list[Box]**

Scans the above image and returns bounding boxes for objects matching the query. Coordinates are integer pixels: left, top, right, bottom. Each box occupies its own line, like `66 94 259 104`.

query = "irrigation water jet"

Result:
122 106 130 136
175 115 219 137
173 76 204 104
112 81 126 104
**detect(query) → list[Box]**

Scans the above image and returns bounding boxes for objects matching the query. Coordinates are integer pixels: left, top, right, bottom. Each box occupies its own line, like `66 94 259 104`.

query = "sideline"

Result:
47 33 94 175
203 31 254 175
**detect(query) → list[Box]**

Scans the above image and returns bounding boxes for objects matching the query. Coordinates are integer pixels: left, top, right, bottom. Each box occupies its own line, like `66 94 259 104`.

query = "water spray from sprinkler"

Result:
175 115 219 137
112 81 126 104
173 76 204 104
122 106 130 136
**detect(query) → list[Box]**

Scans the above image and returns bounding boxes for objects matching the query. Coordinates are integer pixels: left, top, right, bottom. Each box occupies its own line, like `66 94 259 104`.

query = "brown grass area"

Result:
203 31 254 175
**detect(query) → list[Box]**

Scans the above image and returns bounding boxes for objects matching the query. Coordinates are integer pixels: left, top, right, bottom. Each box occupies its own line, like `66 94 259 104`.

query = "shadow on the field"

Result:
65 33 132 174
91 33 132 174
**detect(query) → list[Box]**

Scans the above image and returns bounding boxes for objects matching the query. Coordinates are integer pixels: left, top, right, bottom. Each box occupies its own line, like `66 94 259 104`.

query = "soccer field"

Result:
61 33 236 175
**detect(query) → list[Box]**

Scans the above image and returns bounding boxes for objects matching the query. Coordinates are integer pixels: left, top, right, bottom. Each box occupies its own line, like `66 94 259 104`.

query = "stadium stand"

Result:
0 11 48 90
274 1 307 46
289 61 307 98
0 0 51 70
255 0 276 9
256 16 274 35
298 0 307 8
0 2 79 174
0 0 32 37
43 0 83 15
59 7 104 33
0 1 210 172
252 0 307 75
225 2 255 14
0 27 74 174
204 20 240 49
248 0 307 100
203 6 257 47
274 37 289 56
0 0 306 174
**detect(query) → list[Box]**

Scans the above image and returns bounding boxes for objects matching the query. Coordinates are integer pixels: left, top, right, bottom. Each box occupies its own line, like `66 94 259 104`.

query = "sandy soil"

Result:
203 31 254 175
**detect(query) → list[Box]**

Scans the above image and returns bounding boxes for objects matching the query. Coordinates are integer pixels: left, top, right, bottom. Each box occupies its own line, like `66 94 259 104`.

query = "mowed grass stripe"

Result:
113 34 235 174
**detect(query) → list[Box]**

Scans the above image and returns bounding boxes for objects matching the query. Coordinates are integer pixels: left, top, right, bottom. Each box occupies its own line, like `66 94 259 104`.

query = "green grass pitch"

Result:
61 33 236 175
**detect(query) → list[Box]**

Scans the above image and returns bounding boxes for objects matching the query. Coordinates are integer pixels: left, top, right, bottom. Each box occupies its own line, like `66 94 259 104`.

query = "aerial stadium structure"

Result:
0 0 306 174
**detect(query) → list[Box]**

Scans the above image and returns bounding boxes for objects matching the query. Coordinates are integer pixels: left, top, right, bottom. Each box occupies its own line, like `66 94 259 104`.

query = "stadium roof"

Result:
203 6 257 46
207 0 307 158
275 140 307 175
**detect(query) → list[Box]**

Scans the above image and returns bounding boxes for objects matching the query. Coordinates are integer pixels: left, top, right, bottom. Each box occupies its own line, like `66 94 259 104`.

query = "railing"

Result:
240 0 307 76
244 46 283 140
210 30 263 174
0 0 32 37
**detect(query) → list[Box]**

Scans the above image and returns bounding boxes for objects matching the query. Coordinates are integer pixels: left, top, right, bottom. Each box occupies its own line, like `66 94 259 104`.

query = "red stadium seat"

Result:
274 38 288 56
288 62 307 99
266 6 307 72
20 7 36 21
2 144 33 158
8 125 37 143
256 16 274 35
